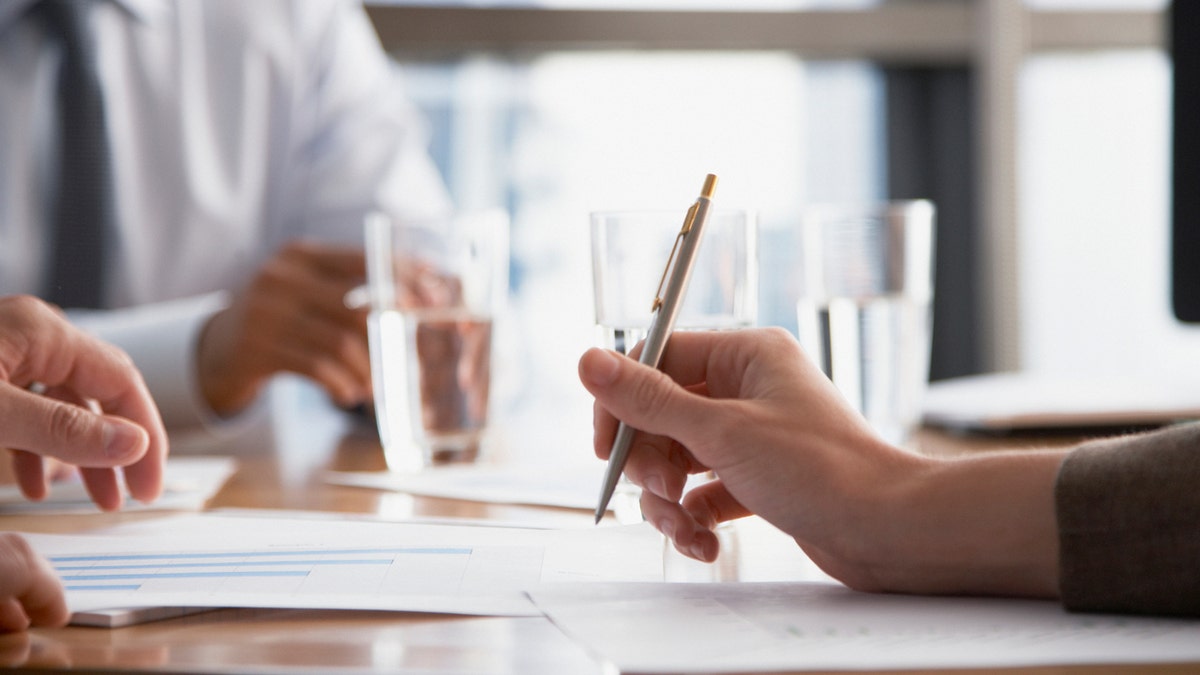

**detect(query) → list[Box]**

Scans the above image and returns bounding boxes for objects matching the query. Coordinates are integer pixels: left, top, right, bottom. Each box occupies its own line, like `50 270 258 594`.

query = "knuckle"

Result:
629 368 676 418
307 358 346 390
256 260 291 289
48 403 97 450
1 294 37 318
0 532 35 565
9 294 44 315
333 331 365 363
761 325 795 344
103 342 138 371
279 240 318 263
1 295 57 336
256 249 306 288
758 326 801 356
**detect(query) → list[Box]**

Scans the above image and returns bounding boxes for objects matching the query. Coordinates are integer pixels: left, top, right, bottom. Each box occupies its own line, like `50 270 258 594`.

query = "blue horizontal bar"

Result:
54 559 394 572
50 547 472 563
61 571 309 581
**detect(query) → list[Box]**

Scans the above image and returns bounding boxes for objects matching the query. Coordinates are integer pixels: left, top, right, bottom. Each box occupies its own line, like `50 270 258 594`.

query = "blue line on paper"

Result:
60 571 310 581
54 559 395 571
49 547 472 564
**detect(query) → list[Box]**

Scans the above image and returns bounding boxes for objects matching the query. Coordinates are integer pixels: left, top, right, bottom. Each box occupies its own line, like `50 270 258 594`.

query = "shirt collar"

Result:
116 0 170 24
0 0 170 35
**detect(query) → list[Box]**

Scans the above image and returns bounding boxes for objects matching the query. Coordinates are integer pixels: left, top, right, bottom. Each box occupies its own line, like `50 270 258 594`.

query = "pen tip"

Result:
701 174 718 199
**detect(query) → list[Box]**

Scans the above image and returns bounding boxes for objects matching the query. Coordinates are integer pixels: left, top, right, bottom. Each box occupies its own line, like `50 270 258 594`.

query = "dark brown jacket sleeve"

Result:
1056 421 1200 616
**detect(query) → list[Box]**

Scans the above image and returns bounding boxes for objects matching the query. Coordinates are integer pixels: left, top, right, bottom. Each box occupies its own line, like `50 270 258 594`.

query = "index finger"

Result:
77 349 166 503
1 303 167 503
582 329 760 439
580 348 713 500
54 337 166 503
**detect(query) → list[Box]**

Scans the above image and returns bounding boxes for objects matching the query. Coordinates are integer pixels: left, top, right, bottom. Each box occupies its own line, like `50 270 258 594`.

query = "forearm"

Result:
854 448 1067 599
195 306 265 418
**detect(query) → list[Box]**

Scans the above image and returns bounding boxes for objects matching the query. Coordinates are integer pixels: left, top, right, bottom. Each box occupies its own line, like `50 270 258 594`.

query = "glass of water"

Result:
590 208 758 523
365 210 509 471
590 209 758 355
795 200 936 446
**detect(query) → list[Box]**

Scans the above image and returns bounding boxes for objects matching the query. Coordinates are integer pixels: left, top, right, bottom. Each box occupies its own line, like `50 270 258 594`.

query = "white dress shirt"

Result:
0 0 451 430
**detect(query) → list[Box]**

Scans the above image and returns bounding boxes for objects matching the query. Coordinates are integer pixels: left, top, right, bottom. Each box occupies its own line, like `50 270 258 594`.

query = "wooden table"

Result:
0 387 1193 674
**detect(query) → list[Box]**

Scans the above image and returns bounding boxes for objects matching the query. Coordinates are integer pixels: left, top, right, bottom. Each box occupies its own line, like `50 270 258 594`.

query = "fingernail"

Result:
645 475 668 500
583 349 621 386
104 421 143 460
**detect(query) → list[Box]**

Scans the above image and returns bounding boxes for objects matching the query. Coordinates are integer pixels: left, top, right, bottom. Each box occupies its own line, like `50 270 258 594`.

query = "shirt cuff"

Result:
69 293 263 435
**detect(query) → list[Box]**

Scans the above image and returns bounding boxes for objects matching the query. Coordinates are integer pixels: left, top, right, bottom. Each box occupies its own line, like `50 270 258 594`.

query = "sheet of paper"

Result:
0 457 236 515
25 512 663 620
529 581 1200 673
325 463 607 511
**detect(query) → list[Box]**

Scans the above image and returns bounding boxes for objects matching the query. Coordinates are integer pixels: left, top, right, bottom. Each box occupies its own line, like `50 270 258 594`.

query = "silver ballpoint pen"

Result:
594 173 718 524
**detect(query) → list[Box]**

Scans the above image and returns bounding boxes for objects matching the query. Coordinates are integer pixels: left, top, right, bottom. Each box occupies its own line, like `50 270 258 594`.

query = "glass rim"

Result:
588 207 757 220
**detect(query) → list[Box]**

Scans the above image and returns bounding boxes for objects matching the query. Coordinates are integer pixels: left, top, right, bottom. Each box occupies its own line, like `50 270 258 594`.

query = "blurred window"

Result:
373 1 1195 453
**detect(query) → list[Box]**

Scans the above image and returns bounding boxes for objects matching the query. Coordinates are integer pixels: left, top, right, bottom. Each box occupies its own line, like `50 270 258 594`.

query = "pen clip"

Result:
652 203 699 312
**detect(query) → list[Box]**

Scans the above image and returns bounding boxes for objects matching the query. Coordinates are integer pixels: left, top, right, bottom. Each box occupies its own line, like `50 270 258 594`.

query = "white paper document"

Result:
0 457 236 515
25 513 663 621
530 582 1200 673
325 463 607 511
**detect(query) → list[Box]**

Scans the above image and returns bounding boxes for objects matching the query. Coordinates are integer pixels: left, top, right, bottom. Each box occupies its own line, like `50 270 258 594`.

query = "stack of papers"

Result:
25 511 663 624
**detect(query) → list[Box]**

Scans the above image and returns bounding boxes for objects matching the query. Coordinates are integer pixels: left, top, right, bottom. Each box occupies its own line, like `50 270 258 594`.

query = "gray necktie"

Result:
40 0 112 309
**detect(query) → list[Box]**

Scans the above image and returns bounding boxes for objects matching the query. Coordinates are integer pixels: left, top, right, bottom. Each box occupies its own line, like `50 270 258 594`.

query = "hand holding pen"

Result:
594 173 718 523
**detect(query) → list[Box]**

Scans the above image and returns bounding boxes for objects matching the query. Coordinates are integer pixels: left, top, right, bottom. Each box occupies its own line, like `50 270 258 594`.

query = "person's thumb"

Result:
578 347 707 441
0 385 149 466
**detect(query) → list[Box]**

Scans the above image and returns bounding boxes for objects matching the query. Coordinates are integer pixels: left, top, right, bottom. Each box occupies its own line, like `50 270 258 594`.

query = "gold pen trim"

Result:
651 174 718 312
652 211 693 311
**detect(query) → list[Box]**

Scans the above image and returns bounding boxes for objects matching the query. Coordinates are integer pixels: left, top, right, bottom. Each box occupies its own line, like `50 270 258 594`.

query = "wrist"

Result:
869 449 1065 598
783 437 935 593
196 310 261 418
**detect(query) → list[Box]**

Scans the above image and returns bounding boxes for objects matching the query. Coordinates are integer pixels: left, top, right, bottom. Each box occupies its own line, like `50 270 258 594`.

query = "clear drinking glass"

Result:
795 200 936 446
365 210 509 472
591 209 758 355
